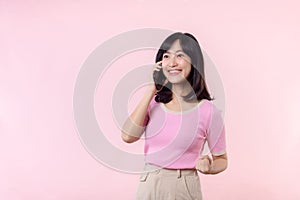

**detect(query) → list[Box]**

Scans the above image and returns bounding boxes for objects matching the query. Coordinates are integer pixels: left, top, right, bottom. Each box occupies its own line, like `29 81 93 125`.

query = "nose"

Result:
168 54 177 67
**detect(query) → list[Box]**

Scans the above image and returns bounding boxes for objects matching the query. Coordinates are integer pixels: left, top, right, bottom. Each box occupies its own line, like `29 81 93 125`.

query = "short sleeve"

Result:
205 103 227 156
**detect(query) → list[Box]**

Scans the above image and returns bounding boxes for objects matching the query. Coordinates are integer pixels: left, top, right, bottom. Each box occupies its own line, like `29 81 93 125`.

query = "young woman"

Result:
121 32 228 200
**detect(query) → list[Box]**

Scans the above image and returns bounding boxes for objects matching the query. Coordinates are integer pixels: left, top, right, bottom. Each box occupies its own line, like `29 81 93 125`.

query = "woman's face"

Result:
162 39 192 84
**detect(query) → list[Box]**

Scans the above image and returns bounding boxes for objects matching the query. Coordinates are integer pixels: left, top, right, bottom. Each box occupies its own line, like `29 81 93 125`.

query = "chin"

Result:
167 78 186 84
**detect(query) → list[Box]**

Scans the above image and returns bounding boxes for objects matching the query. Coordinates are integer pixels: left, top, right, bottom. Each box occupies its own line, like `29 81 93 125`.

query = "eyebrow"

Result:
165 50 184 54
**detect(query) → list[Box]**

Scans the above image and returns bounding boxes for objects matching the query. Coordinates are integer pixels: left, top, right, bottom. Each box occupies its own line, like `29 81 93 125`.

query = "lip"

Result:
168 69 182 76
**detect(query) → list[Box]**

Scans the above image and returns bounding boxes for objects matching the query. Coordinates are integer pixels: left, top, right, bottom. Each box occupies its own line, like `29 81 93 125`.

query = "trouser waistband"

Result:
143 163 197 178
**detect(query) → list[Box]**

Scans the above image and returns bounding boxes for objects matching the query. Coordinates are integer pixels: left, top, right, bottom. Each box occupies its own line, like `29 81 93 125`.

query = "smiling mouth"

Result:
168 69 182 75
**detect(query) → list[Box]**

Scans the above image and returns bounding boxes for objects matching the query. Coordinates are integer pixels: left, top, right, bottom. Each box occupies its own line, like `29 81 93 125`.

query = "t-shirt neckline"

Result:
160 99 206 114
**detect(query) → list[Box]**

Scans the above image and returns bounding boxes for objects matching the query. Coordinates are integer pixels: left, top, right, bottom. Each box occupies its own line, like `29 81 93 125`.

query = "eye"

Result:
163 54 169 59
177 54 184 58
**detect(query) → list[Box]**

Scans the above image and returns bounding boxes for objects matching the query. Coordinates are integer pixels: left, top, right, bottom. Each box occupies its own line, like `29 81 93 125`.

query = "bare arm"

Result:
121 61 164 143
121 86 156 143
196 153 228 175
210 153 228 174
121 61 166 143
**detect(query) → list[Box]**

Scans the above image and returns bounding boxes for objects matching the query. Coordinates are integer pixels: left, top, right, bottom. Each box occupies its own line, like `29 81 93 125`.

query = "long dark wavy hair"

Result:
153 32 214 103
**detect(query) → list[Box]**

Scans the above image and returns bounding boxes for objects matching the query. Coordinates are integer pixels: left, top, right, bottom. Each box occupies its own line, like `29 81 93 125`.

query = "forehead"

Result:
165 39 183 54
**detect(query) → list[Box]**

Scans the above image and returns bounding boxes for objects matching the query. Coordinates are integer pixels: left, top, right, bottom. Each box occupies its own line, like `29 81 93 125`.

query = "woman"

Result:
121 32 228 200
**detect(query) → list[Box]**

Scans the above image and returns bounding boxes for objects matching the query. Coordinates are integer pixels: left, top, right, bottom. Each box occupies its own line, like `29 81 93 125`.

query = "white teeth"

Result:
169 70 181 73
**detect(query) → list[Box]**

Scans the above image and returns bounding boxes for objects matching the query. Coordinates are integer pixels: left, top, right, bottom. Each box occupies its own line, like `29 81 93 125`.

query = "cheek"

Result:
162 59 168 66
184 67 192 78
179 59 191 67
162 68 168 76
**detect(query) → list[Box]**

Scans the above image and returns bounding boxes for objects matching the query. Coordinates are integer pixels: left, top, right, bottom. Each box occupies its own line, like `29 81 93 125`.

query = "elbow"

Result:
121 122 144 143
121 131 138 143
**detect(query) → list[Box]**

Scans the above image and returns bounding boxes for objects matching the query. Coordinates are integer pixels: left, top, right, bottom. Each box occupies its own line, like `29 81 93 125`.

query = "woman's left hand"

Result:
195 155 212 174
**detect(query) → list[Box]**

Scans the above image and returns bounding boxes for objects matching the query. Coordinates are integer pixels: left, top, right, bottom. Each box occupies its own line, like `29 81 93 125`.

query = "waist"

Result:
144 163 198 177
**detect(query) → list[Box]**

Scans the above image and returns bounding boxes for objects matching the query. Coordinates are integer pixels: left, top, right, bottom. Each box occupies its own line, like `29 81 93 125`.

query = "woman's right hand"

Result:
153 60 163 72
145 61 163 94
148 61 167 94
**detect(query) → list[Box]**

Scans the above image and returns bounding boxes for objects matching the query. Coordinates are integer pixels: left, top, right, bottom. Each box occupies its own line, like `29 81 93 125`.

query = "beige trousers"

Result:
136 163 202 200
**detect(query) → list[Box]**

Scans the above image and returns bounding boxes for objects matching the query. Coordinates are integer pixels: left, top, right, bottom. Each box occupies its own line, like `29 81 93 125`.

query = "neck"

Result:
171 81 193 102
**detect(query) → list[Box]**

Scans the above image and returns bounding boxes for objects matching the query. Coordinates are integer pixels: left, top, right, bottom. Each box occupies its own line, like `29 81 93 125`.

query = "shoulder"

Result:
198 99 212 113
148 96 160 112
198 99 224 124
201 100 223 114
150 96 160 106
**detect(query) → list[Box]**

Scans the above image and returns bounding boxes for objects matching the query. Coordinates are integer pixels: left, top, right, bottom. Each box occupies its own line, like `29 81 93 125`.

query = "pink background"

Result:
1 0 300 199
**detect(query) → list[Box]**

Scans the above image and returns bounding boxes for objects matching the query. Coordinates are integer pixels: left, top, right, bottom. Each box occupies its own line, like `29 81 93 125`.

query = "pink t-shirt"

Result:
143 97 226 169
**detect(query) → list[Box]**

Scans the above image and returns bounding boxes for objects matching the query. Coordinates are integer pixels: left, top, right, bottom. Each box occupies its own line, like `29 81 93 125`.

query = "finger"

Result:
196 159 211 174
198 166 209 174
200 155 212 164
156 61 163 68
163 79 168 85
156 60 163 65
153 64 163 71
153 66 162 71
153 61 162 68
200 166 210 174
207 156 212 165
